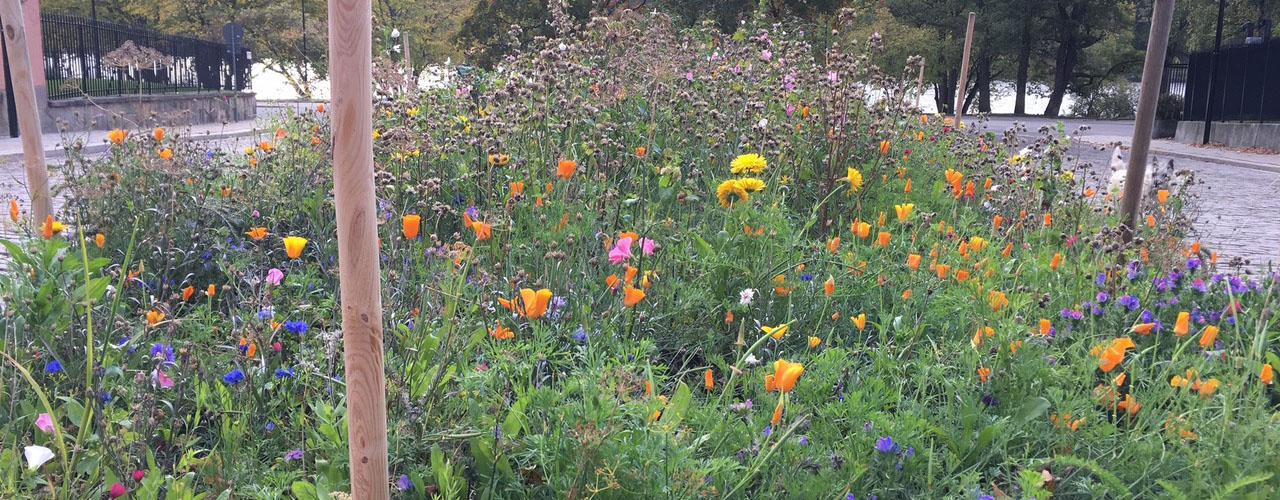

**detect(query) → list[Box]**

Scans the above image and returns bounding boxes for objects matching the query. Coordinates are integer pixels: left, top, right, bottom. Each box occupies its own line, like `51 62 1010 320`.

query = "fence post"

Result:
1121 0 1175 242
954 12 976 126
327 0 389 497
0 0 54 226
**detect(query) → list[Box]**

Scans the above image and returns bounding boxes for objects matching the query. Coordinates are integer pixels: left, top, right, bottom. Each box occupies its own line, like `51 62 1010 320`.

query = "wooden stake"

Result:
954 12 976 125
916 57 926 109
327 0 388 496
1121 0 1175 241
0 0 52 225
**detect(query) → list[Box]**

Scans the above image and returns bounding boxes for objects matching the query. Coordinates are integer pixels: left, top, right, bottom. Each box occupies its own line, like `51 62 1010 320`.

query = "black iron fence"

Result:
1161 63 1187 99
1183 37 1280 122
41 13 250 100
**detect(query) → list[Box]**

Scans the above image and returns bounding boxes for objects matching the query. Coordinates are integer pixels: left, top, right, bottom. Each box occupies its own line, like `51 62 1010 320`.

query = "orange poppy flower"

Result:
1039 318 1052 336
402 214 421 239
879 140 890 156
936 264 951 279
764 373 776 392
875 231 891 246
95 233 105 248
605 274 619 288
557 159 577 179
977 366 991 382
904 178 912 193
1157 189 1169 204
623 285 646 307
901 289 913 299
772 359 805 392
1049 253 1061 269
489 323 514 339
182 286 194 301
1001 242 1012 258
1199 325 1219 349
704 369 714 390
107 129 127 144
207 284 217 296
473 221 492 240
636 146 647 157
826 236 840 253
823 275 834 295
246 227 268 240
1173 311 1190 336
1132 322 1156 334
8 198 18 222
988 290 1009 311
853 221 871 238
906 253 921 269
852 313 866 331
1043 213 1052 226
1261 363 1274 384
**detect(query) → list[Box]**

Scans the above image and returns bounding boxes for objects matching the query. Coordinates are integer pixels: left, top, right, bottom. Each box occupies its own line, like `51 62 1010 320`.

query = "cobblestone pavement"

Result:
1058 140 1280 268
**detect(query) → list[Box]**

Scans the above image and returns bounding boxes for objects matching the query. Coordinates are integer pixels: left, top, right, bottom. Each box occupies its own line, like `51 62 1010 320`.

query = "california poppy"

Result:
1199 325 1219 349
826 236 840 254
8 198 17 222
40 215 67 238
95 233 105 248
153 127 165 142
498 288 553 318
978 366 991 382
907 253 921 269
146 309 165 327
853 221 871 238
1049 253 1061 269
852 313 867 331
402 214 421 239
636 146 647 157
823 275 834 295
704 369 714 390
557 159 577 179
808 336 821 349
623 285 645 307
1262 363 1274 384
473 221 492 240
1132 322 1156 334
879 140 890 156
773 359 804 392
246 227 268 240
182 286 194 301
107 129 127 144
936 263 951 279
762 323 789 339
509 181 524 198
158 148 173 160
875 231 891 247
1173 311 1190 336
1039 318 1051 336
1097 337 1135 372
489 323 514 339
894 203 913 221
1157 189 1169 204
282 236 307 259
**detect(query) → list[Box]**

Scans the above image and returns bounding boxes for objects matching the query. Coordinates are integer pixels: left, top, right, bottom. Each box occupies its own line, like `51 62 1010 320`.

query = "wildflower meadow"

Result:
2 7 1278 500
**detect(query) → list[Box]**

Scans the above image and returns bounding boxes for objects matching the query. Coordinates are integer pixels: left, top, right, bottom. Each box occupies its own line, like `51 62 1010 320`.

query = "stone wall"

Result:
1175 121 1280 151
40 92 256 134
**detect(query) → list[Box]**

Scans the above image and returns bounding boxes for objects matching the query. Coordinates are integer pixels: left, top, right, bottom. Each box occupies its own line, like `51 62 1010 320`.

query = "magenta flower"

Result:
639 238 656 255
609 236 633 264
108 482 126 498
265 268 284 285
35 413 54 433
153 368 174 389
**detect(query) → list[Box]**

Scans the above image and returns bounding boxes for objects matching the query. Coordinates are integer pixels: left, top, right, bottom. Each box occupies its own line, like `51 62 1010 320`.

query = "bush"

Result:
1072 81 1138 119
1157 93 1185 120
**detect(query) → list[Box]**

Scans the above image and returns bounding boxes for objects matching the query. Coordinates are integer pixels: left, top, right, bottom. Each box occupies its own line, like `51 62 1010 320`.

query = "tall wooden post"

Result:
327 0 388 496
954 12 976 125
0 0 52 225
1120 0 1175 241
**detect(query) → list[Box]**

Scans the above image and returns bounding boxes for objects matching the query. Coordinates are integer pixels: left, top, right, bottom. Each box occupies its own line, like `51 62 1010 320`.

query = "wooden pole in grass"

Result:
915 57 926 109
327 0 388 496
954 12 976 126
1120 0 1175 242
0 0 53 225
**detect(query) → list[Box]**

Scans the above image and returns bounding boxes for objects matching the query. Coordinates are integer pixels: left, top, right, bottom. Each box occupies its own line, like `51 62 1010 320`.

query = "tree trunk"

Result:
1014 4 1032 115
1044 34 1078 117
977 55 992 113
934 68 957 114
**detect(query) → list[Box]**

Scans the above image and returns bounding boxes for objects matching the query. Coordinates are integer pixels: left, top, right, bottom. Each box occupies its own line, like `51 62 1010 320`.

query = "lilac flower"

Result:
257 307 274 320
874 436 897 453
763 425 772 437
1118 294 1140 310
1095 272 1106 285
1096 291 1109 303
1186 257 1201 269
284 449 304 461
1060 308 1083 320
572 326 587 342
396 475 412 491
465 206 478 219
265 421 275 431
797 435 808 445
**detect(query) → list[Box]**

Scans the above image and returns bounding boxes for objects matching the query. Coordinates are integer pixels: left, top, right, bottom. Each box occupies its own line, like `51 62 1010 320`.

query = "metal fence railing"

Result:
1161 63 1187 99
41 13 250 101
1183 37 1280 122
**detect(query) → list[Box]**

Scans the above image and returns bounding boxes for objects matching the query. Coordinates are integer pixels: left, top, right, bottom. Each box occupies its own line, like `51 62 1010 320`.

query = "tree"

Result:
1040 0 1129 117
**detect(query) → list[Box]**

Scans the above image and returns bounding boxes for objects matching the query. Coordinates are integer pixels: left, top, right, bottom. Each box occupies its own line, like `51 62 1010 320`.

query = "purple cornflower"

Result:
1095 272 1106 285
284 449 304 461
1096 291 1109 303
150 343 174 364
1118 294 1140 310
1186 257 1201 269
396 475 412 490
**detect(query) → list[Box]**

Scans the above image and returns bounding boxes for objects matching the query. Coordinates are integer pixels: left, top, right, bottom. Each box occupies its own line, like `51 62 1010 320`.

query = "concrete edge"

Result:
0 127 267 163
1078 138 1280 175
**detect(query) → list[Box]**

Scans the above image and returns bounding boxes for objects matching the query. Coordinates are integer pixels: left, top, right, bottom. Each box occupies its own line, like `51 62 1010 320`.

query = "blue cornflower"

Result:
150 343 175 364
275 366 295 378
265 421 276 431
44 359 63 372
797 435 809 445
117 336 130 346
284 320 308 333
223 368 245 384
396 475 412 491
799 273 813 281
257 307 274 319
1186 257 1201 269
99 391 112 402
1095 272 1106 285
572 326 587 342
874 435 896 453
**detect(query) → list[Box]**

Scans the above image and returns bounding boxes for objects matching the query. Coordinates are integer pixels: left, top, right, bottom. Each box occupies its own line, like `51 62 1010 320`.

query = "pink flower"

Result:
35 412 54 433
272 341 282 352
132 469 146 482
153 368 174 389
265 268 284 285
609 236 633 264
108 482 126 498
639 238 656 255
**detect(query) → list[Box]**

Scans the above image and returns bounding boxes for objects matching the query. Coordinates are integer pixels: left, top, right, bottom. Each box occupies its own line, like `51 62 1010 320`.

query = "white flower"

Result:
558 43 567 51
744 354 760 366
738 288 756 306
390 29 401 38
24 445 54 470
757 118 768 128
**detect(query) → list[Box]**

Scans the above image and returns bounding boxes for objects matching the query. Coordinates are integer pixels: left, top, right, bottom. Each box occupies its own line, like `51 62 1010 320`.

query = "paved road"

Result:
981 118 1280 268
